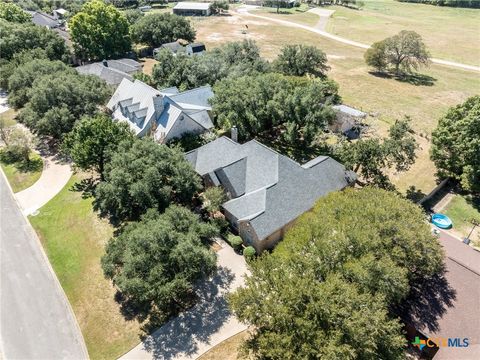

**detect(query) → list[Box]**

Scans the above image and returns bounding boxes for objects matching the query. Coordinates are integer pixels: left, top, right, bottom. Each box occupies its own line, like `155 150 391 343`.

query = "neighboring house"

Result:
402 235 480 359
76 59 142 86
107 79 214 142
52 8 68 19
153 41 206 57
173 2 212 16
331 104 367 139
186 136 356 252
30 11 61 29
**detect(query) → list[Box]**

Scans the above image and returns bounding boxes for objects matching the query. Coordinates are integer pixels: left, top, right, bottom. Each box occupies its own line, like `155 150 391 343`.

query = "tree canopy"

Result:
152 39 268 91
230 187 444 359
364 30 430 74
69 0 131 60
130 13 195 48
0 19 70 61
336 118 417 189
94 138 202 222
274 44 330 78
431 96 480 193
63 114 134 179
211 73 339 148
18 72 109 139
0 2 31 23
7 58 72 109
101 205 217 325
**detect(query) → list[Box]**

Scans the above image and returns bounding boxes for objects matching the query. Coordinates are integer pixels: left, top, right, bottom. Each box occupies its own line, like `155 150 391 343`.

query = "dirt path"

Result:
308 8 335 31
236 6 480 73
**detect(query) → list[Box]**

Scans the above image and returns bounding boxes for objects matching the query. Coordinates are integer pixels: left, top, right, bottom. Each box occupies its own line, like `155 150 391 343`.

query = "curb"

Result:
0 167 89 359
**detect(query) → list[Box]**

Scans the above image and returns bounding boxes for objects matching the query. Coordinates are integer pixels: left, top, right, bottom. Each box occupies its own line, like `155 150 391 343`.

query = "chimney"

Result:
102 59 108 67
231 126 238 142
153 94 164 118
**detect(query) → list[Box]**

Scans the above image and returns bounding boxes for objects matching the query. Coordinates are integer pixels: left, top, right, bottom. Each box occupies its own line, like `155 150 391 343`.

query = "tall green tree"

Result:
0 19 70 61
336 118 417 188
431 96 480 193
365 30 430 74
152 40 269 91
7 59 72 109
130 13 195 48
94 138 202 222
18 72 109 139
63 114 134 179
69 0 131 60
102 206 217 325
230 187 444 359
212 73 339 146
274 44 330 78
0 2 31 23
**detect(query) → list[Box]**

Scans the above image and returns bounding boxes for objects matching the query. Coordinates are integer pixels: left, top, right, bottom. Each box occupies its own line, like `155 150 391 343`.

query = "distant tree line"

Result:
396 0 480 8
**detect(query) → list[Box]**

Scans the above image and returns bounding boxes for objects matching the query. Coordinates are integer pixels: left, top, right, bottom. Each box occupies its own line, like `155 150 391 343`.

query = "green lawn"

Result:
29 175 141 360
325 0 480 66
0 152 42 193
0 108 17 127
443 194 480 242
252 4 320 26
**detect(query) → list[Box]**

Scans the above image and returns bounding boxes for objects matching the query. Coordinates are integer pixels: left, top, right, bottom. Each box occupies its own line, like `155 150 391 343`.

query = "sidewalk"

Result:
120 241 249 360
15 154 72 216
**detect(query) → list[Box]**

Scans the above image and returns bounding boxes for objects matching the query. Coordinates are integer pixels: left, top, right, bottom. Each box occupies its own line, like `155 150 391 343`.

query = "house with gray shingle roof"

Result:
186 137 356 252
107 79 214 142
76 59 142 86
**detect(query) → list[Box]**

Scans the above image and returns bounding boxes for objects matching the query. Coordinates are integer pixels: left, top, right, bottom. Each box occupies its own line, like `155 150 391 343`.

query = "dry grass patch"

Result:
198 330 250 360
140 57 158 75
193 13 479 192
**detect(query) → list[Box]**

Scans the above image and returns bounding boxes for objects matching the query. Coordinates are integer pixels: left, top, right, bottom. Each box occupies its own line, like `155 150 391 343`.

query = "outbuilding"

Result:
173 2 212 16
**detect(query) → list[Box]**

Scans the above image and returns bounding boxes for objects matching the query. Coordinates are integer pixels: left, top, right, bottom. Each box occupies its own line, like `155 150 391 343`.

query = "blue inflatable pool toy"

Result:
431 213 453 229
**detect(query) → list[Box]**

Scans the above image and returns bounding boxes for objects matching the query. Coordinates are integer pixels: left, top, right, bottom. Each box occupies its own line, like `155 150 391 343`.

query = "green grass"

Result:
252 4 320 26
325 0 480 65
0 109 17 127
443 194 480 240
29 175 141 360
0 152 42 193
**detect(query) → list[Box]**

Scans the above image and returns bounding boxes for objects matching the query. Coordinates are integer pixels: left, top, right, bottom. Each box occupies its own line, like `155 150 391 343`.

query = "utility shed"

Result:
331 104 367 139
173 2 212 16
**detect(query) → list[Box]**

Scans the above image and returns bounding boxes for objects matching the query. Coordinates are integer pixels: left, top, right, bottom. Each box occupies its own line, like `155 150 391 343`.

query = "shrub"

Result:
243 246 256 261
227 233 243 251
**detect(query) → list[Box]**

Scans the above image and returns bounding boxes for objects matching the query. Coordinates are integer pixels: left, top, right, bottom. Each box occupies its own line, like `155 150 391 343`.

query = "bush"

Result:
243 246 256 261
227 233 243 251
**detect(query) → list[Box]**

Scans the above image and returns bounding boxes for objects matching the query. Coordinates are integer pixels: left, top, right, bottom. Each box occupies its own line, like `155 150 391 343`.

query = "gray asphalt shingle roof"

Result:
187 137 354 240
76 59 141 86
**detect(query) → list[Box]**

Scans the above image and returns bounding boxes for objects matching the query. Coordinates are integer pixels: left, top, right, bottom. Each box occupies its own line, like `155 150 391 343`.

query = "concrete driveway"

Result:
0 171 88 359
120 240 249 360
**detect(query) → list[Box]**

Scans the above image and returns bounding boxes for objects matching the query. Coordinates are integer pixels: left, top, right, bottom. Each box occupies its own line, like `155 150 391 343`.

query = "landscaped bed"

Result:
29 175 141 360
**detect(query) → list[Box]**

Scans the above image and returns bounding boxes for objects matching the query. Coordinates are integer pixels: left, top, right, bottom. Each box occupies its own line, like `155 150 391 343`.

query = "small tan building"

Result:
186 137 356 253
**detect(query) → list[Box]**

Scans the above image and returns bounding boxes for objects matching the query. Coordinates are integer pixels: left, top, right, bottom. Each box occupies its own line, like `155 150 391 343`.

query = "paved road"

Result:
0 172 87 359
120 240 249 360
237 6 480 73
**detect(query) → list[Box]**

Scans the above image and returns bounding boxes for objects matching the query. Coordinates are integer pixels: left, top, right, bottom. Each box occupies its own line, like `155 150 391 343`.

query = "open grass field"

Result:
325 0 480 66
192 11 480 193
251 4 320 26
0 152 42 193
29 175 141 360
198 330 249 360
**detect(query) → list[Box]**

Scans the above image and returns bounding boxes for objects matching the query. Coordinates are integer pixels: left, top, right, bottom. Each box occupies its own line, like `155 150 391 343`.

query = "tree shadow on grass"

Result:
115 266 236 359
369 71 437 86
70 177 97 199
395 264 456 334
16 157 43 173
